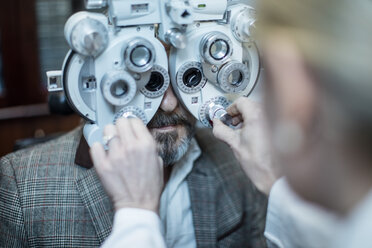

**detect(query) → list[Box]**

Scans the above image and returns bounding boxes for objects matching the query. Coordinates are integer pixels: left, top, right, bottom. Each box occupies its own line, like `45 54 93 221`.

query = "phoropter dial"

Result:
199 96 231 128
231 6 257 43
141 64 170 98
65 12 108 57
200 32 233 65
124 38 156 73
101 71 137 106
176 61 207 94
217 61 250 93
114 105 147 125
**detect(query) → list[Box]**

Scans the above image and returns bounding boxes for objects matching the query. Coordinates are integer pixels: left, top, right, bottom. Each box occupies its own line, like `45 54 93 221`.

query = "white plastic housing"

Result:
108 0 162 26
169 3 260 126
189 0 227 21
63 21 168 147
158 0 227 47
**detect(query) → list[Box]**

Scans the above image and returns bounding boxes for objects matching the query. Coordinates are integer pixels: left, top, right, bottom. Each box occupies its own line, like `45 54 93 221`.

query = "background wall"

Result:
0 0 84 157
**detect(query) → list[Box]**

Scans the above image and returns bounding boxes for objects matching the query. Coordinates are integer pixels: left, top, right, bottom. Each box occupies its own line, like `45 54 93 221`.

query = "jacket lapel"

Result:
187 155 218 248
190 129 245 246
75 168 114 244
215 180 244 240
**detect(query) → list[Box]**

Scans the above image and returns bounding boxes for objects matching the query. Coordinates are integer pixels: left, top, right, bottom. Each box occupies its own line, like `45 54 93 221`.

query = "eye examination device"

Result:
167 1 259 127
47 0 260 145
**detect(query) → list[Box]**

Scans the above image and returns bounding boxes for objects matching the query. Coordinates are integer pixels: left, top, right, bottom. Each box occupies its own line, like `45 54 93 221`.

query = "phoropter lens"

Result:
227 70 243 87
140 64 170 98
110 80 128 98
146 71 164 92
200 32 232 65
130 45 152 67
217 61 250 93
102 71 137 106
176 61 206 93
210 39 229 60
183 68 202 88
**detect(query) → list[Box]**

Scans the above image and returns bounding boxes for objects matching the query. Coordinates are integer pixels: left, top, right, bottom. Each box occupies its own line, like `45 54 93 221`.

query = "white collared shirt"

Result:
265 178 338 248
331 189 372 248
159 138 201 248
102 138 201 248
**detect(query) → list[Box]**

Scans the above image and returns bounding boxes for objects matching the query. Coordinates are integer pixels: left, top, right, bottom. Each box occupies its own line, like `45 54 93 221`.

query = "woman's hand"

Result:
90 118 164 213
213 97 278 195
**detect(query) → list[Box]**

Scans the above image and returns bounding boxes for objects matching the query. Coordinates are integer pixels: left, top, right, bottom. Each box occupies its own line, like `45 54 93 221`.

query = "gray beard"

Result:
147 107 196 167
153 127 195 167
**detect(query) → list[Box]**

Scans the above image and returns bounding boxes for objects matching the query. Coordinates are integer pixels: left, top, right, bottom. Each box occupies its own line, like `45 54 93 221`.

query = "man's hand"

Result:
213 97 278 195
90 118 164 213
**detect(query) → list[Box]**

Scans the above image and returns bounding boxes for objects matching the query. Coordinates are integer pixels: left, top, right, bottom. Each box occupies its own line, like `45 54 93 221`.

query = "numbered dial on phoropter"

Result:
199 96 231 128
176 61 207 94
113 105 147 124
140 65 170 98
218 61 250 93
124 38 156 73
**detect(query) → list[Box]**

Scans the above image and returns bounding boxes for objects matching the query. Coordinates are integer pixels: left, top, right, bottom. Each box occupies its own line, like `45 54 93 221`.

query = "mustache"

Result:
147 109 191 128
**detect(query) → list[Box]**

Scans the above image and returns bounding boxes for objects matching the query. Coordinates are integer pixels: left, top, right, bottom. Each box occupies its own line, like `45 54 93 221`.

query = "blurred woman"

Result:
214 0 372 247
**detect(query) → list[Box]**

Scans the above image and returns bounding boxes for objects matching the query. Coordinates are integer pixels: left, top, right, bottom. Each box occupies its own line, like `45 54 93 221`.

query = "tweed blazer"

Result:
0 126 267 247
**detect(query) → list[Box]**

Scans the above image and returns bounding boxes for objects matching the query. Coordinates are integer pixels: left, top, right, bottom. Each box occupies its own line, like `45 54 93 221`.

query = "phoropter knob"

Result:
199 96 231 128
231 7 257 43
114 106 148 124
65 12 108 57
84 0 107 9
165 28 187 49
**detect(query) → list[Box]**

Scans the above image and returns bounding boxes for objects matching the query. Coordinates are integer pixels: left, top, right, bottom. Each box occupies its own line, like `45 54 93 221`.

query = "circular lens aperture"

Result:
146 71 164 92
140 64 170 98
183 68 202 88
217 61 250 93
101 71 137 106
110 80 128 97
200 32 233 65
130 45 152 67
176 61 206 93
124 38 156 73
210 39 229 60
227 70 243 87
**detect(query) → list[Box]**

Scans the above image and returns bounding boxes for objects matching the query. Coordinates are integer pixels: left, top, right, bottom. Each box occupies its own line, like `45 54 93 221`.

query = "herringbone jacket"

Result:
0 126 267 247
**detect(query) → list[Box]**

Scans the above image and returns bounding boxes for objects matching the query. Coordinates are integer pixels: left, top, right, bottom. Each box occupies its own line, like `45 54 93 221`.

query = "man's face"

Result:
147 85 196 166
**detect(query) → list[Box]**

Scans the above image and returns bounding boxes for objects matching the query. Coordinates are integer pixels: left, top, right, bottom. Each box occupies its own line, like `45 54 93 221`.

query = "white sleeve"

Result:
101 208 167 248
264 178 338 248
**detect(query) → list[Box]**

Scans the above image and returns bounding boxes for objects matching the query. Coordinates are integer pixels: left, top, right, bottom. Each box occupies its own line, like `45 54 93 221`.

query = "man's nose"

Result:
159 85 178 112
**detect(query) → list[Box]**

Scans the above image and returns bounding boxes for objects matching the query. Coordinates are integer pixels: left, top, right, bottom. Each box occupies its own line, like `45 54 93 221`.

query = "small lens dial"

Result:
114 105 147 124
130 46 152 67
210 39 229 61
218 61 250 93
101 71 137 106
200 32 233 65
140 65 170 98
124 38 156 73
176 61 207 94
199 96 231 128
